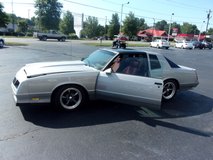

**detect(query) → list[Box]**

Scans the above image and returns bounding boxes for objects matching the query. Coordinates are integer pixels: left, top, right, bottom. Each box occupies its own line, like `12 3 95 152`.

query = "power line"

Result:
62 0 119 14
3 0 213 28
153 0 209 12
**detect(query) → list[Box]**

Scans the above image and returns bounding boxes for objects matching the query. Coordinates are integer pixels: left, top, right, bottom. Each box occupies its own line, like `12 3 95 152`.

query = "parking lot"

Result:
0 38 213 160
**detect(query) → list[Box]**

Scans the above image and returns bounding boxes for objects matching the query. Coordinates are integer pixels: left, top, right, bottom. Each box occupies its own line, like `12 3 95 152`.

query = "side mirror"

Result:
104 68 112 74
81 57 85 61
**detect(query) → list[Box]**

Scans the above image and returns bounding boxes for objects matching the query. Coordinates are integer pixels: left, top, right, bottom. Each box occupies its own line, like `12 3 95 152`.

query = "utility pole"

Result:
167 13 174 41
11 0 15 32
206 9 212 33
152 18 155 41
120 2 129 34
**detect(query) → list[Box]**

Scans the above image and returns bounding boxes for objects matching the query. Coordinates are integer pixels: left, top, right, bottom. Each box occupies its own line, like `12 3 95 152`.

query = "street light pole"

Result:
167 13 174 41
11 0 15 32
152 18 155 41
198 21 205 41
120 2 129 34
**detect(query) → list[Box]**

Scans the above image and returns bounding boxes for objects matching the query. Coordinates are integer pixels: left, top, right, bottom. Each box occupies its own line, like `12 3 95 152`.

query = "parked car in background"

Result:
202 41 212 49
175 40 193 49
0 37 5 48
11 49 199 111
150 39 170 49
33 30 67 41
191 40 205 49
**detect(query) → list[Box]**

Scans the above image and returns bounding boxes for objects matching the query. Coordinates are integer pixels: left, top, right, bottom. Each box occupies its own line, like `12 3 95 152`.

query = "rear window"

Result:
165 57 180 68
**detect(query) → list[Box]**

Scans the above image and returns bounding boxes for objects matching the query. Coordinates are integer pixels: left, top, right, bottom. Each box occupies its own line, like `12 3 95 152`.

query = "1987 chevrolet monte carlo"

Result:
11 49 199 110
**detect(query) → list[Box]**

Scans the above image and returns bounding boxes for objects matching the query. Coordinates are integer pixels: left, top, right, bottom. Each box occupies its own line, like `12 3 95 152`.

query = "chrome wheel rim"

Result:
60 88 82 110
163 82 176 100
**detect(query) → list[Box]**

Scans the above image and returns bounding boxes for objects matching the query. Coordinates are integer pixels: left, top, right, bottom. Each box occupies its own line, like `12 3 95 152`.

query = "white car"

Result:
150 39 170 49
175 40 193 49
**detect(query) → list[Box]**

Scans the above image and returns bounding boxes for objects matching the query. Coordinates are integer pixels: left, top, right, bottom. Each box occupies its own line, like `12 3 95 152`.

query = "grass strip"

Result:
5 42 28 46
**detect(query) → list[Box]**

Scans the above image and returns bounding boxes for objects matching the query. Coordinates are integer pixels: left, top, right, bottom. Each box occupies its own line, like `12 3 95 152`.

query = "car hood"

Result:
24 60 96 78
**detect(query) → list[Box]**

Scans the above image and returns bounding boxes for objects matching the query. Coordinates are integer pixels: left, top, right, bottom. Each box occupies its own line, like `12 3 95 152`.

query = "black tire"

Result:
162 80 177 101
42 36 47 41
53 85 87 111
0 40 4 48
61 37 66 42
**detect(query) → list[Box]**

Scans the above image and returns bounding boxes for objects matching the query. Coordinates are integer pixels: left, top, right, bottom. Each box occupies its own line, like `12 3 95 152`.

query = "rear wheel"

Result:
53 85 87 111
163 80 177 101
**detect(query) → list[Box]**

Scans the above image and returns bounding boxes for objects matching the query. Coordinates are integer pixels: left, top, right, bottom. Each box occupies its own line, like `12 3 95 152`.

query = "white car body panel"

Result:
96 71 163 110
175 41 193 49
150 39 170 49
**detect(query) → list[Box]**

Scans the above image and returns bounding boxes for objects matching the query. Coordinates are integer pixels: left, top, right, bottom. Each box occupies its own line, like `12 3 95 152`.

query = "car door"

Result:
95 54 163 110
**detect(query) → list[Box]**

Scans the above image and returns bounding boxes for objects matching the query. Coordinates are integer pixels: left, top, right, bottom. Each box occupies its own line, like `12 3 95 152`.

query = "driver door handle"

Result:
154 82 163 85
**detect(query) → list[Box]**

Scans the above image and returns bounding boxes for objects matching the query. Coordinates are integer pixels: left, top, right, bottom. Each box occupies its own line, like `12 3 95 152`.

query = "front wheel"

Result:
162 80 177 101
53 85 87 111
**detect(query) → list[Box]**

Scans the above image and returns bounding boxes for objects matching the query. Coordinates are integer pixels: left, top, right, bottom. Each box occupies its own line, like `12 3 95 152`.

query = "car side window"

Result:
149 54 161 70
149 54 163 78
112 54 149 77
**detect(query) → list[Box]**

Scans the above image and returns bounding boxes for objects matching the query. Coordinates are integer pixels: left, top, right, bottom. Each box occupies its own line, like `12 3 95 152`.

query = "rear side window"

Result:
165 57 180 68
149 54 161 70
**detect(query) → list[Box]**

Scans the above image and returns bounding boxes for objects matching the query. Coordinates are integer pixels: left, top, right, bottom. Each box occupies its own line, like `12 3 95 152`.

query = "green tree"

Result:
137 18 148 31
171 22 181 34
59 11 75 35
97 25 105 36
155 20 168 31
81 16 99 38
17 19 28 33
35 0 63 31
107 13 120 39
181 22 199 34
123 12 138 38
0 3 9 27
207 28 213 35
7 13 18 24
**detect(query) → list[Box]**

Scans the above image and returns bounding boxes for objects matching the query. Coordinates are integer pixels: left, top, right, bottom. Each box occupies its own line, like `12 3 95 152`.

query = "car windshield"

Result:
83 50 115 70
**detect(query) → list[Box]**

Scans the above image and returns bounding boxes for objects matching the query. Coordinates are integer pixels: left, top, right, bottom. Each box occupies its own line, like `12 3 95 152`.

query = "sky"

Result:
1 0 213 32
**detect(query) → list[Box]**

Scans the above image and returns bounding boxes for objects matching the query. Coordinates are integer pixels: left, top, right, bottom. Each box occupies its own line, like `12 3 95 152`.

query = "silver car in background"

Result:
11 49 199 111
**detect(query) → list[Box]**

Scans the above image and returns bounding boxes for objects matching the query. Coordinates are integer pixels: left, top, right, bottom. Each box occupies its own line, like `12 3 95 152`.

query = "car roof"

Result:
101 48 161 56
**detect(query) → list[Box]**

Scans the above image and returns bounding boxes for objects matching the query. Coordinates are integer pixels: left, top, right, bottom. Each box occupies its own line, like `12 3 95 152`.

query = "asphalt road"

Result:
0 38 213 160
